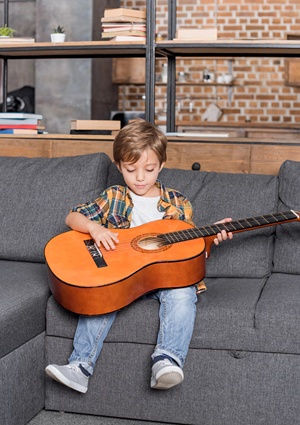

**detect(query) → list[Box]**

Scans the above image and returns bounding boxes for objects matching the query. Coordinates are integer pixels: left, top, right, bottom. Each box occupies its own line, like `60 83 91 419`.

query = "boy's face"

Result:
118 148 165 197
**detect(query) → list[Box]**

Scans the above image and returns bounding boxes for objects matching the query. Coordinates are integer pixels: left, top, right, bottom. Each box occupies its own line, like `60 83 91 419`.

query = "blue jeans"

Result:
69 286 198 375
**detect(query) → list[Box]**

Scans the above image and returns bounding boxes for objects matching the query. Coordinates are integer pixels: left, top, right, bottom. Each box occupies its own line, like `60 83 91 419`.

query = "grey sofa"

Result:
1 153 300 425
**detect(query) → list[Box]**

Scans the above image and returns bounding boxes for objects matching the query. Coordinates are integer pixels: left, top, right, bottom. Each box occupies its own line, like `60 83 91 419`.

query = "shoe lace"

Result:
67 364 79 371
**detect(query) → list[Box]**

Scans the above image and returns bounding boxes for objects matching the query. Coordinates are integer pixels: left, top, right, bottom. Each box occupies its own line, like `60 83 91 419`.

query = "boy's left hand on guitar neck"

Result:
213 217 233 246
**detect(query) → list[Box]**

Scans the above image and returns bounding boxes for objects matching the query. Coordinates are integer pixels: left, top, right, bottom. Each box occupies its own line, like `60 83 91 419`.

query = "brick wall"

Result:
119 0 300 124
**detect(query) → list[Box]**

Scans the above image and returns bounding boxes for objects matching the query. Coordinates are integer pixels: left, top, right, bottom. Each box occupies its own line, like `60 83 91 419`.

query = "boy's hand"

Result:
87 221 119 250
213 218 233 246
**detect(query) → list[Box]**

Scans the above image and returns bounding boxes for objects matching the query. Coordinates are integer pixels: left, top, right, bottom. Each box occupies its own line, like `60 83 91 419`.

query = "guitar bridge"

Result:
84 239 107 268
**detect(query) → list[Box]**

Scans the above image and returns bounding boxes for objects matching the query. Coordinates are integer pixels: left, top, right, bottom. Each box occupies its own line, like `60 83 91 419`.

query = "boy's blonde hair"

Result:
113 119 167 165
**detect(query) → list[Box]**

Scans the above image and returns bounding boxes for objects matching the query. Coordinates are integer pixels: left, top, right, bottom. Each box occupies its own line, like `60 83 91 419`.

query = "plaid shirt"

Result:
71 180 194 228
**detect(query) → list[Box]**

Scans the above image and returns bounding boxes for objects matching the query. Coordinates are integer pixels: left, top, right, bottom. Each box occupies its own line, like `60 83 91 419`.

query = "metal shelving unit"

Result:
2 0 300 128
157 0 300 132
0 0 157 123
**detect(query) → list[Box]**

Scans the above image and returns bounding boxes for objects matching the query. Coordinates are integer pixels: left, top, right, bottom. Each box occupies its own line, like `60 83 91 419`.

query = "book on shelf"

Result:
70 129 118 136
0 112 44 131
70 120 121 131
0 128 40 135
101 15 146 23
0 112 43 120
108 35 146 42
101 30 146 38
0 118 42 125
102 24 146 32
0 37 35 43
0 124 43 130
165 132 229 138
104 7 146 20
175 27 218 41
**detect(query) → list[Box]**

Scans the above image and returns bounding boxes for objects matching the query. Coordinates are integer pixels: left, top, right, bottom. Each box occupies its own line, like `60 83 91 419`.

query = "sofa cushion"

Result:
254 273 300 354
108 164 278 278
0 153 112 262
273 160 300 273
0 260 50 358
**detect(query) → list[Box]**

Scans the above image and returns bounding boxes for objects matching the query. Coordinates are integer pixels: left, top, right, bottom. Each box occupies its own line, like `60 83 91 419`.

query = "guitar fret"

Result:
242 218 256 227
223 222 236 232
206 225 218 236
262 214 279 223
238 219 252 228
229 221 245 231
222 223 235 232
198 227 211 236
252 217 262 225
186 228 200 239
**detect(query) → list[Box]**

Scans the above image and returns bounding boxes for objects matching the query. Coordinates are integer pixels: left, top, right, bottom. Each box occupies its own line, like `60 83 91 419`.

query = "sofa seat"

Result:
45 291 300 425
46 272 300 356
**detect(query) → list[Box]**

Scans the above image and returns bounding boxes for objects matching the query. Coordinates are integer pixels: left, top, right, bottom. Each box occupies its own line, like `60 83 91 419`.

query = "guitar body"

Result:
45 220 206 315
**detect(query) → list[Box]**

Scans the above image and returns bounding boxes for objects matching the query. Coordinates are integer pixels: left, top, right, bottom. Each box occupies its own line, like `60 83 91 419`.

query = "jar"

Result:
203 69 214 83
178 71 187 82
161 63 168 83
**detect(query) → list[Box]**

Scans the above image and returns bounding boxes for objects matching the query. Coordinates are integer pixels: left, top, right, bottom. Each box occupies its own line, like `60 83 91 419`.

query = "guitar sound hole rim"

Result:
131 233 171 253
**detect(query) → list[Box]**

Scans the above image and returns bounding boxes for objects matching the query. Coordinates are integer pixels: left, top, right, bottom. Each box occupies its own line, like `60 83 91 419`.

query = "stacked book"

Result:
0 37 35 44
70 120 121 136
0 112 45 134
101 8 146 42
174 27 218 41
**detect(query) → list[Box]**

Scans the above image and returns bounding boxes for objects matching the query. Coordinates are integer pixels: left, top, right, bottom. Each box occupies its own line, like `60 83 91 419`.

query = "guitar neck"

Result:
161 210 300 245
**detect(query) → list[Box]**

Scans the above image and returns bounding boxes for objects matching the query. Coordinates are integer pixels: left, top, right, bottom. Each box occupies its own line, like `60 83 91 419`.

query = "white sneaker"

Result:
150 357 184 390
45 364 89 393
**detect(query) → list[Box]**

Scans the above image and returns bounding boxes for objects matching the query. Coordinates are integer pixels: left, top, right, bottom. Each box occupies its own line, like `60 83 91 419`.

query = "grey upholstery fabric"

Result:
0 261 49 358
0 154 112 425
254 272 300 353
273 160 300 273
1 333 45 425
0 154 111 262
45 336 300 425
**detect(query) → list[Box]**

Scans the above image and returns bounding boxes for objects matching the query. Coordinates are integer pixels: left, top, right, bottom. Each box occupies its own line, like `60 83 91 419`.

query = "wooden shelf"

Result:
156 39 300 57
0 41 147 60
2 39 299 61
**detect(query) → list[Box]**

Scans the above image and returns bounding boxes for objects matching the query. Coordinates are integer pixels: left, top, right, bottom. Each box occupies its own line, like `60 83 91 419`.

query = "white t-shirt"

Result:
130 191 165 228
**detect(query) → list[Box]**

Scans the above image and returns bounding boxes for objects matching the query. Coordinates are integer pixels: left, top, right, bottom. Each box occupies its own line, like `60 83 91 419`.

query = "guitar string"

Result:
97 211 298 252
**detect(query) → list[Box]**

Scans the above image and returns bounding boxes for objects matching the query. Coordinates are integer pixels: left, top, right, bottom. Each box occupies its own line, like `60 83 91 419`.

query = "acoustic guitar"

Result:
45 209 300 315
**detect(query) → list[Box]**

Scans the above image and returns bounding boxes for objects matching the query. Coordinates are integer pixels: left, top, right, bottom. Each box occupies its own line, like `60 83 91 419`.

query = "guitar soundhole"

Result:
131 233 171 253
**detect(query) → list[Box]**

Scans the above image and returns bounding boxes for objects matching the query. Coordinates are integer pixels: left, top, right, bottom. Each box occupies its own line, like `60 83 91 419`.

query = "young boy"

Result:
45 119 232 393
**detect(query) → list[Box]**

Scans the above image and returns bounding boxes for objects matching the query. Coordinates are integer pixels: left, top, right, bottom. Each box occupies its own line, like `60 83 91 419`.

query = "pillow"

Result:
0 153 112 262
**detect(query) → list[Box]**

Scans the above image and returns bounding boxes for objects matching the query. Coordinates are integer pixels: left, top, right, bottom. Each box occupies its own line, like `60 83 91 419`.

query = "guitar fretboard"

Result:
159 210 299 245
